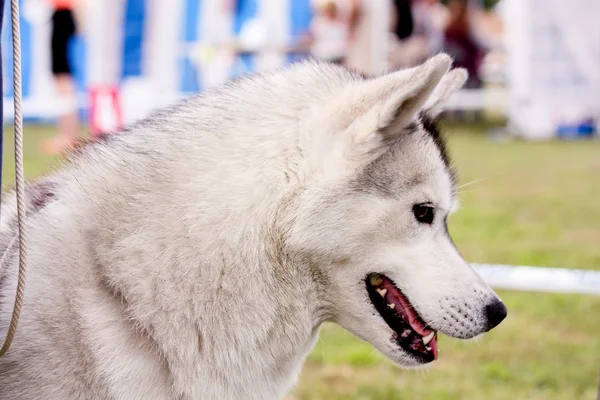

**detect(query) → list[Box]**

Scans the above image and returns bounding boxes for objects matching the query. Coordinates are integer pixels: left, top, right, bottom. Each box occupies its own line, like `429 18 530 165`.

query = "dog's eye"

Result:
412 204 434 224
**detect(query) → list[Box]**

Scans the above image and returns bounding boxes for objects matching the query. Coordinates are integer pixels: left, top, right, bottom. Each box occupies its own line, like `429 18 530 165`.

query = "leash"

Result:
0 0 27 357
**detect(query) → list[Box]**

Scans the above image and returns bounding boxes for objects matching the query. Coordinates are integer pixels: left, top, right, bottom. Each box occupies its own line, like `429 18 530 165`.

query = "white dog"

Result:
0 54 506 399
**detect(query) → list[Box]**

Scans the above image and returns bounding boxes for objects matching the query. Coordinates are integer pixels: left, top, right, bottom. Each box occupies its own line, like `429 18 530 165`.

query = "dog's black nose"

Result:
484 299 507 331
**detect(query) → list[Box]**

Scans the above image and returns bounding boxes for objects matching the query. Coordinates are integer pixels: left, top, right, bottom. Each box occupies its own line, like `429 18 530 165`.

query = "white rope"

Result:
0 0 27 357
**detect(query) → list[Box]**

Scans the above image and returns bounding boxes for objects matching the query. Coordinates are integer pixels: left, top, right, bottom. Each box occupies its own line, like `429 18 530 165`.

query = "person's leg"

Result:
42 9 79 154
55 72 79 142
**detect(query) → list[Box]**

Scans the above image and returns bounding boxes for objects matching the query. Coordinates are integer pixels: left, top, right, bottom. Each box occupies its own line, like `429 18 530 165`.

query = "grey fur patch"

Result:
419 113 457 185
350 117 454 198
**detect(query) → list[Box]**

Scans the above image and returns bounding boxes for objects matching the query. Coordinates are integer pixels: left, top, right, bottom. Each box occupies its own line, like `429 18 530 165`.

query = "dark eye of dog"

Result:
412 204 434 224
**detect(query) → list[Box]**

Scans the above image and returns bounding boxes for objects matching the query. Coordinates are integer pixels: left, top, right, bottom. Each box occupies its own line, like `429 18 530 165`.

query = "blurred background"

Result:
1 0 599 398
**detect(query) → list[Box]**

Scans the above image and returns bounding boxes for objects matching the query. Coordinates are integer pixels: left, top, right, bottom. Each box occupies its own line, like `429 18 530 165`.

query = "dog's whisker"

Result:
456 177 489 190
456 188 482 195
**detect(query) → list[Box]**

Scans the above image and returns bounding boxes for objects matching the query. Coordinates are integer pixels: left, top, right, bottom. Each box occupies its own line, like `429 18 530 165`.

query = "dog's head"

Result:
286 55 506 367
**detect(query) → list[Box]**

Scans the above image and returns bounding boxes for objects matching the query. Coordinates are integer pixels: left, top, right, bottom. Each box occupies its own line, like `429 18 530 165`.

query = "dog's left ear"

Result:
313 54 459 175
336 54 451 166
421 68 468 118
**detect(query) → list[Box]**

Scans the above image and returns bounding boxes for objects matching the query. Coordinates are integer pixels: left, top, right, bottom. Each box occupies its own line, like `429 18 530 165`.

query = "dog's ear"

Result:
422 68 468 118
374 54 452 132
334 54 451 166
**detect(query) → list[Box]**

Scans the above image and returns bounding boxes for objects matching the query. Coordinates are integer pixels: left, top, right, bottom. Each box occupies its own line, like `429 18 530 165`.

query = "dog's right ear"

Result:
370 54 452 134
325 54 452 172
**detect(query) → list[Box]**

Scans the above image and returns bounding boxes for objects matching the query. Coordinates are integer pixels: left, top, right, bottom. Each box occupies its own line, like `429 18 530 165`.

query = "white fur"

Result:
0 54 504 399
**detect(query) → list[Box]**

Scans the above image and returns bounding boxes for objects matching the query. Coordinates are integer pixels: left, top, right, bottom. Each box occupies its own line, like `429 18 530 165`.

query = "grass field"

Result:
2 123 600 399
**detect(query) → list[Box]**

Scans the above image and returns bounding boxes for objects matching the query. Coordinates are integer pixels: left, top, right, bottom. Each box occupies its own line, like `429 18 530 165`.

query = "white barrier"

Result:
444 88 508 113
473 264 600 296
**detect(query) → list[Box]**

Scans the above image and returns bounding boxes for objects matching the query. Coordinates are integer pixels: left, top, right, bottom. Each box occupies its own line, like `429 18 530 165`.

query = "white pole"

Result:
85 0 125 86
370 0 389 74
198 0 235 88
256 0 289 72
22 0 56 118
473 264 600 296
143 0 183 107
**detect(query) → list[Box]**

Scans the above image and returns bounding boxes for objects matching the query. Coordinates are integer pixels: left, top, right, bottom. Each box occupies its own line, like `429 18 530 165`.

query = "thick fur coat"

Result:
0 54 506 399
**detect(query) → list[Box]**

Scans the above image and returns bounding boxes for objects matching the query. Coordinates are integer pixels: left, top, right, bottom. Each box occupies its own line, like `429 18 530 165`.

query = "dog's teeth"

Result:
422 332 435 345
376 288 387 298
387 303 395 310
369 274 383 286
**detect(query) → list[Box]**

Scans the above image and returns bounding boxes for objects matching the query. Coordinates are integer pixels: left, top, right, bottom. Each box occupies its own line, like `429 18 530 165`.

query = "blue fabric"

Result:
18 0 29 97
0 0 321 122
288 0 312 63
121 0 146 78
232 0 258 76
179 0 201 93
68 34 87 121
68 35 86 93
2 0 30 98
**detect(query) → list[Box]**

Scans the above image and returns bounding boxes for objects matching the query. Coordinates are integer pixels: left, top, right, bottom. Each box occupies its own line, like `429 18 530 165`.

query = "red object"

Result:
89 85 123 138
46 0 75 11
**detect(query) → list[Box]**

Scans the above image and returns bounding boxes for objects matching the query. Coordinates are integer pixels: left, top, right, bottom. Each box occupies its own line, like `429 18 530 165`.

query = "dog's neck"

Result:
89 197 325 398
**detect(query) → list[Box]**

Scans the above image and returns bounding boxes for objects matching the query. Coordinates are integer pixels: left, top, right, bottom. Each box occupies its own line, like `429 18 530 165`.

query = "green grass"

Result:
3 124 600 400
1 125 62 184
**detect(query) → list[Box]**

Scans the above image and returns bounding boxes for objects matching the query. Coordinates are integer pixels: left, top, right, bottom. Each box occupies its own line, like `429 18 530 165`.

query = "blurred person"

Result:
41 0 81 154
389 0 447 69
307 0 360 65
347 0 361 40
309 0 347 64
392 0 413 41
345 0 390 74
443 0 487 88
412 0 446 55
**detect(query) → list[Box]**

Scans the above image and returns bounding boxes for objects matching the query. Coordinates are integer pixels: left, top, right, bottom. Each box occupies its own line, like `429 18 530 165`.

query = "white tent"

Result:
500 0 600 139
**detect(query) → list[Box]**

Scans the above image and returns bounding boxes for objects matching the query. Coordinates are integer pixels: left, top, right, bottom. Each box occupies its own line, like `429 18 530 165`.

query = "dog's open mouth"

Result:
366 273 438 363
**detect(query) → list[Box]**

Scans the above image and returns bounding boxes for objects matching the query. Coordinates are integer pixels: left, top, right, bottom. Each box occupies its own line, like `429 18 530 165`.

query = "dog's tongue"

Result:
381 280 433 337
